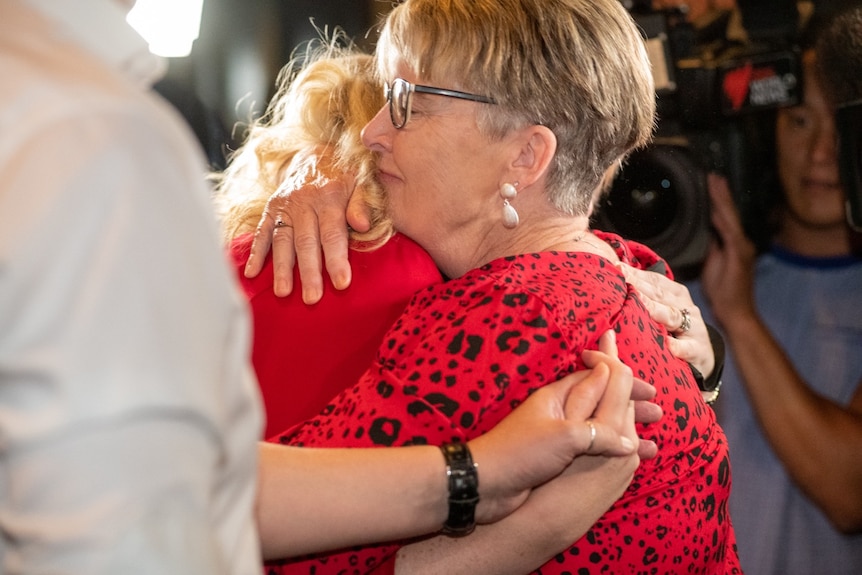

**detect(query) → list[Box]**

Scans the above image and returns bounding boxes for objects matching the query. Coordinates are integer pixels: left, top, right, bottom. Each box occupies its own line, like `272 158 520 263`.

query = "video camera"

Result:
838 99 862 232
594 1 804 278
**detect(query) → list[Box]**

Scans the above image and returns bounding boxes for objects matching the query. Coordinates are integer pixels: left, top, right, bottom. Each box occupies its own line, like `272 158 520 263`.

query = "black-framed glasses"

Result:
384 78 497 129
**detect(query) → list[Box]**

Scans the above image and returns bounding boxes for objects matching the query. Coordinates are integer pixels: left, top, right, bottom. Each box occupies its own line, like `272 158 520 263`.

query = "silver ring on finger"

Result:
274 218 289 229
674 308 691 335
586 419 596 453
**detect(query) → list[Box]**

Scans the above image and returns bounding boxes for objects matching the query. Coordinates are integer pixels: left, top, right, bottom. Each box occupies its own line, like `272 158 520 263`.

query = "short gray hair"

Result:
376 0 656 215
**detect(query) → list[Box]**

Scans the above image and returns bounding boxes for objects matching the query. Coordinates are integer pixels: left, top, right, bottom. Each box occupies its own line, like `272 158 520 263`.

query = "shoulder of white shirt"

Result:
21 0 166 89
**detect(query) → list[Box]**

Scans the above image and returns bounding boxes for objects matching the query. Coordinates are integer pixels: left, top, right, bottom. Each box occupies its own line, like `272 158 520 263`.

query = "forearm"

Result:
256 443 448 559
393 454 638 575
722 314 862 532
257 337 647 560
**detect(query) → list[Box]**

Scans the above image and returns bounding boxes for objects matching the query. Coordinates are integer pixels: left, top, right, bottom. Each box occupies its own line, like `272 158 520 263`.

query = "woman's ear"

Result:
510 125 557 188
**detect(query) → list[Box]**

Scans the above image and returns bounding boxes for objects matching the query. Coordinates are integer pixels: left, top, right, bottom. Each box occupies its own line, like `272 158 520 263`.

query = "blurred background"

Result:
139 0 855 277
148 0 391 169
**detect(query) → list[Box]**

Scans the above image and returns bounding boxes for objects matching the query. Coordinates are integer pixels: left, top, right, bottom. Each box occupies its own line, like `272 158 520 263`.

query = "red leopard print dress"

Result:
268 233 742 575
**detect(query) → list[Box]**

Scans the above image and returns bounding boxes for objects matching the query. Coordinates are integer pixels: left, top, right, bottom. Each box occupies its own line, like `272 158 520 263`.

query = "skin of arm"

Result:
394 452 638 575
701 173 862 533
256 334 660 559
256 442 447 559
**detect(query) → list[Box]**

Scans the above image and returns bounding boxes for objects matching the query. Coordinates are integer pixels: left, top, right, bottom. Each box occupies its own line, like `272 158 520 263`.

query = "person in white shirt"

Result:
0 0 263 572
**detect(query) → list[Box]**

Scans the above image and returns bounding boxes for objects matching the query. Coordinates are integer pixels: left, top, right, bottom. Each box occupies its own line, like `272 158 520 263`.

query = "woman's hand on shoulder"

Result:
243 147 369 304
619 262 715 380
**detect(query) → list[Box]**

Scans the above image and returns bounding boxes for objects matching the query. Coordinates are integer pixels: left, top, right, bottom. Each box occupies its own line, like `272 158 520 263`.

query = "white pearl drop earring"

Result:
500 182 519 229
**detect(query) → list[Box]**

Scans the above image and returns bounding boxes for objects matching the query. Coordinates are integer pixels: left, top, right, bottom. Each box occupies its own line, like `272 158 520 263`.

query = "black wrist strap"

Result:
703 324 725 392
440 441 479 536
689 324 725 404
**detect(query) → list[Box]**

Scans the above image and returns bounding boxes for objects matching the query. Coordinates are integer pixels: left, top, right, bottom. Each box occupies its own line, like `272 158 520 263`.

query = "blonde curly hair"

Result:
213 36 390 249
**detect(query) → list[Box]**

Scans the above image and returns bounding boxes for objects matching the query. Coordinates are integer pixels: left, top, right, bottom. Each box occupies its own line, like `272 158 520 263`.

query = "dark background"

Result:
156 0 390 167
156 0 860 272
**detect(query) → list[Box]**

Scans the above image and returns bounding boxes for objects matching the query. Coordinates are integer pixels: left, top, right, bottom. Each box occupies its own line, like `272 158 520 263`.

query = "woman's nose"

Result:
361 105 391 151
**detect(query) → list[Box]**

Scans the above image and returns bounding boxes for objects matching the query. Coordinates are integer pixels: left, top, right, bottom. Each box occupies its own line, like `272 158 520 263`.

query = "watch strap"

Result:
439 441 479 535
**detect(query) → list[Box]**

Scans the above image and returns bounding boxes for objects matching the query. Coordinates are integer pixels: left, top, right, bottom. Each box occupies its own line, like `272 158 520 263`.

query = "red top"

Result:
229 232 443 440
268 233 741 575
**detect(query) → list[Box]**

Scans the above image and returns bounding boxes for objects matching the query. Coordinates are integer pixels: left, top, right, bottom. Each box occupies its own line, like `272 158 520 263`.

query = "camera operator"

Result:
688 6 862 574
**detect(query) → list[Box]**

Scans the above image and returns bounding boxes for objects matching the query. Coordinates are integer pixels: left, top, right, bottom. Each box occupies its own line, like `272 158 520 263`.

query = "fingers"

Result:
595 328 618 357
561 374 632 457
580 416 638 457
262 184 356 303
630 376 656 402
702 174 759 326
619 261 690 302
580 347 637 456
245 210 277 280
709 174 758 266
581 329 663 459
630 375 662 426
619 263 693 331
295 175 359 302
346 181 372 234
634 400 663 425
620 264 680 333
637 438 658 460
248 186 301 297
620 263 715 376
251 146 360 302
271 215 299 299
708 174 753 260
585 367 638 457
550 329 661 460
316 184 353 292
664 336 694 366
256 204 300 299
291 208 324 304
559 363 610 423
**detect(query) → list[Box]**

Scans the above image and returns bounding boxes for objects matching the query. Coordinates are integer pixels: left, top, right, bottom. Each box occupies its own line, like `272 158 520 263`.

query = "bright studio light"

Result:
127 0 204 58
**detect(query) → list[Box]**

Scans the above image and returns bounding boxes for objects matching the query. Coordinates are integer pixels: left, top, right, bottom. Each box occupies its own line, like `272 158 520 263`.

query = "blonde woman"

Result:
214 44 442 438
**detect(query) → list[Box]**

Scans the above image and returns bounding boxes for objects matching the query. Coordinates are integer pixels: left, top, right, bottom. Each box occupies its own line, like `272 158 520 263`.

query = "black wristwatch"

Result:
440 441 480 536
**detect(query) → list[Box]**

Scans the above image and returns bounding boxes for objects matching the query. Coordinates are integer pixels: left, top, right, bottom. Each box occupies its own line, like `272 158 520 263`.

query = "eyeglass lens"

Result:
388 79 410 128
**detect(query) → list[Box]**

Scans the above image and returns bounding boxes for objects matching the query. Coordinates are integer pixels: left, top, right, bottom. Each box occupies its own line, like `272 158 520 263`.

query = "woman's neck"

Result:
773 217 854 258
438 214 615 278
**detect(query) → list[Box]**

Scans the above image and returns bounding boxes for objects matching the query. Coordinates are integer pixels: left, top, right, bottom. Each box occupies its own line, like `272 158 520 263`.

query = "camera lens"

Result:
594 143 710 278
603 168 677 239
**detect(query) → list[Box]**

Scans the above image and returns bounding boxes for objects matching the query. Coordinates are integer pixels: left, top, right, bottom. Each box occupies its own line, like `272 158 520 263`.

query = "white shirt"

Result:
0 1 263 573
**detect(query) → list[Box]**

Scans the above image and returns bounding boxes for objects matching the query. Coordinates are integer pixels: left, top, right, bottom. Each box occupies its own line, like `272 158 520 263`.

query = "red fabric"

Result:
271 233 741 575
229 232 443 440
